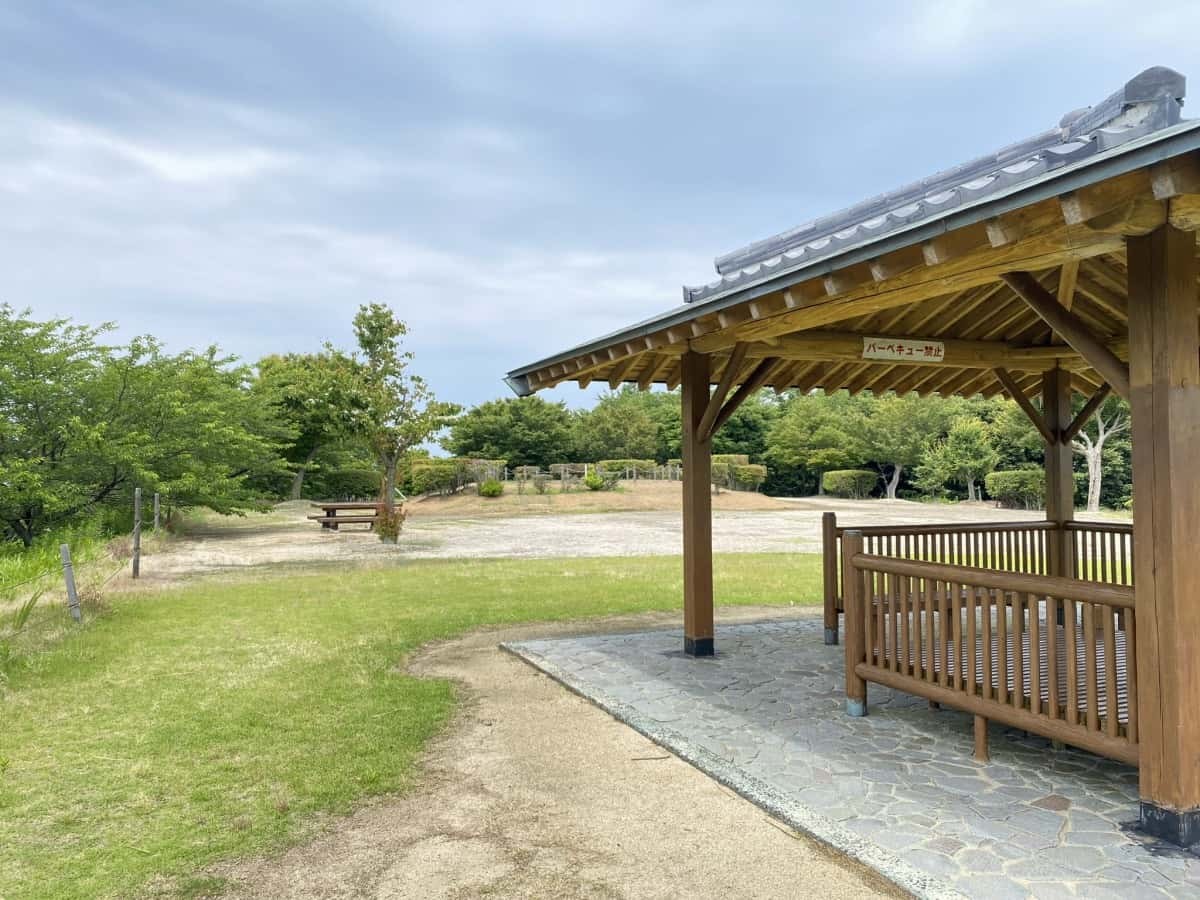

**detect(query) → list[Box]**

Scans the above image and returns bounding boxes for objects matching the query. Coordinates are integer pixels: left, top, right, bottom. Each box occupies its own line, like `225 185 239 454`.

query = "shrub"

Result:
479 478 504 498
532 474 550 494
822 469 877 499
985 469 1045 509
712 454 750 467
410 459 463 496
375 503 406 544
733 464 768 491
583 472 605 491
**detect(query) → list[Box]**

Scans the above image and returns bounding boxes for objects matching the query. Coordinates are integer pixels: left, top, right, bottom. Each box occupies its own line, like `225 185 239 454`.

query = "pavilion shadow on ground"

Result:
506 617 1200 900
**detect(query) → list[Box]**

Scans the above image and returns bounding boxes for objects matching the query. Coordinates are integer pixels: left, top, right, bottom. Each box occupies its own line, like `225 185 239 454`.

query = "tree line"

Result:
444 387 1132 511
2 298 1132 552
0 304 454 549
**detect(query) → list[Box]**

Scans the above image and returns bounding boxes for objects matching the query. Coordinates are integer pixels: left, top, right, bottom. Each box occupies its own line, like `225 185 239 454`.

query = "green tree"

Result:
254 351 368 499
712 394 779 462
916 416 1000 501
764 391 865 493
572 389 659 461
443 396 572 469
0 306 289 546
860 393 963 500
351 304 459 509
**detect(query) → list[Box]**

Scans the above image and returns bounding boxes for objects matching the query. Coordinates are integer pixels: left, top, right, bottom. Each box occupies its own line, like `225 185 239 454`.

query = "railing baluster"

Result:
982 586 993 700
886 570 897 670
925 576 936 685
1064 597 1079 726
966 584 977 697
997 593 1009 705
899 574 911 677
1048 595 1060 719
1084 602 1099 732
1012 591 1025 711
1103 604 1118 737
1028 592 1041 716
1126 609 1138 742
951 581 963 692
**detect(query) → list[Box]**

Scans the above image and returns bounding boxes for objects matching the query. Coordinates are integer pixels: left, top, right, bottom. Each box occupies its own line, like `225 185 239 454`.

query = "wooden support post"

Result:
974 715 990 763
681 351 714 657
842 530 867 716
1127 224 1200 846
60 543 80 623
1043 367 1075 579
822 512 839 645
132 487 142 579
153 492 161 531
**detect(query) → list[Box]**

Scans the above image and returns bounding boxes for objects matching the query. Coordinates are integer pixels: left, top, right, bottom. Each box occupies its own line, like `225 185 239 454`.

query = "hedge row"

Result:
984 469 1044 509
596 459 657 475
822 469 877 499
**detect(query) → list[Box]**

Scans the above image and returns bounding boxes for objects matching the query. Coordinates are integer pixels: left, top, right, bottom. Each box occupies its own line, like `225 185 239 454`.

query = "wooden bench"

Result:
308 502 380 530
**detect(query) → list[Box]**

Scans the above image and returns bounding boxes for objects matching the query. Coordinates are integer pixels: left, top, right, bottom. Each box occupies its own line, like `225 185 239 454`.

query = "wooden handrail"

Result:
833 520 1057 538
850 552 1136 609
1063 521 1133 534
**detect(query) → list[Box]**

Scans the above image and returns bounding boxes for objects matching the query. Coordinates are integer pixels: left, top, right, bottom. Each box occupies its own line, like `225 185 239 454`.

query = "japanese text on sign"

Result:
861 337 946 362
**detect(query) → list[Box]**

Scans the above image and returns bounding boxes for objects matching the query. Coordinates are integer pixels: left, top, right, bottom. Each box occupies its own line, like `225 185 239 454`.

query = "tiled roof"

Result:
684 67 1186 306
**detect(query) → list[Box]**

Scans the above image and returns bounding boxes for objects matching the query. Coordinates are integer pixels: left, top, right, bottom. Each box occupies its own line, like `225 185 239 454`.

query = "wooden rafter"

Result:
704 358 783 440
697 342 749 439
1057 261 1079 310
1000 271 1131 400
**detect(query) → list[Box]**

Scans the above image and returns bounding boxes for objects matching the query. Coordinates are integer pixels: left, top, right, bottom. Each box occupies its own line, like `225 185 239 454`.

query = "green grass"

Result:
0 552 821 900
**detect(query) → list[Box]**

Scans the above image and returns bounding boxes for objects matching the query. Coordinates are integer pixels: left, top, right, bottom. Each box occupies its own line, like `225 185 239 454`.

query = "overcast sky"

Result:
2 2 1196 409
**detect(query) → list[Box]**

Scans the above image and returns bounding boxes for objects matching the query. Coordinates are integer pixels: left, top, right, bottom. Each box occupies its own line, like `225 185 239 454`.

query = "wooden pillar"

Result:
1127 223 1200 846
681 350 714 657
1042 367 1075 578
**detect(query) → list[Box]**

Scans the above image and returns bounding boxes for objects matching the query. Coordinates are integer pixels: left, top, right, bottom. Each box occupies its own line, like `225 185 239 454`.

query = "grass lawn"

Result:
0 553 821 900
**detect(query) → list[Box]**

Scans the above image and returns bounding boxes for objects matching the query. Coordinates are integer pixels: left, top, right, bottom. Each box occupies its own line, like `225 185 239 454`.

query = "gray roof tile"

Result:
685 67 1186 305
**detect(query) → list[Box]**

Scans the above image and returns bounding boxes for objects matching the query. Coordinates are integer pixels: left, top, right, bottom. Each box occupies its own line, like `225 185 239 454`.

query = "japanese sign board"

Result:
861 337 946 362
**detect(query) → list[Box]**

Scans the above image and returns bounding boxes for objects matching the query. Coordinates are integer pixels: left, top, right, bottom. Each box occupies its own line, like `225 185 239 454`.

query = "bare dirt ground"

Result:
211 608 901 900
148 488 1103 584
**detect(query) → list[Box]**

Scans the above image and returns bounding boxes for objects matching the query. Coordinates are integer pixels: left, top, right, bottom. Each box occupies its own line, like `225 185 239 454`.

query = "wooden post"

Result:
132 487 142 579
681 351 714 657
153 492 161 531
843 530 867 716
1127 223 1200 846
60 544 81 623
822 512 839 644
973 715 989 763
1043 367 1075 579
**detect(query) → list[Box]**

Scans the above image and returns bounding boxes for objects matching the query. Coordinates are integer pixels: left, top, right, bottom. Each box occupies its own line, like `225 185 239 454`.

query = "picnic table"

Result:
308 502 380 530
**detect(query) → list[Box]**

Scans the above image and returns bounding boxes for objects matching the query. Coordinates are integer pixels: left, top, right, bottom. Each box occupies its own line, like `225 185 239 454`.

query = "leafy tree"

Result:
351 304 459 509
765 391 865 493
712 394 779 462
572 389 659 462
444 396 572 469
0 306 289 546
990 400 1044 470
916 416 999 501
254 351 368 499
859 393 963 500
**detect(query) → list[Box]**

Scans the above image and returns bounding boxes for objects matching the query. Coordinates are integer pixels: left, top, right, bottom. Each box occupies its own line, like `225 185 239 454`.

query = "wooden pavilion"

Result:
505 67 1200 846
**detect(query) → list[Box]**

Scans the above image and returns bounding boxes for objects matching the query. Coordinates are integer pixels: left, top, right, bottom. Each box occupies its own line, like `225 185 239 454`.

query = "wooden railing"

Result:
1066 521 1135 586
842 530 1138 765
822 512 1134 644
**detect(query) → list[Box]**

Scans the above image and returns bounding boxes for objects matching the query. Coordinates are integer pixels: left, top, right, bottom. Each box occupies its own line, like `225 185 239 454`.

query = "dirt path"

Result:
211 609 900 900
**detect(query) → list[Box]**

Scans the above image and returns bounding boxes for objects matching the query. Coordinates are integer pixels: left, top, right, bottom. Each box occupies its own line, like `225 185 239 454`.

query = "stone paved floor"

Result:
507 617 1200 900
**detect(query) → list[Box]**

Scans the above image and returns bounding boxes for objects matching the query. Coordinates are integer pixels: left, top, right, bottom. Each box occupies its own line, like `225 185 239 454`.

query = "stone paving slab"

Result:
505 617 1200 899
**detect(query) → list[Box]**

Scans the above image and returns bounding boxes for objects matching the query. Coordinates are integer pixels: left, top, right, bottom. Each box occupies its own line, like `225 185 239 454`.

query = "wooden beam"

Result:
1000 271 1131 400
1042 367 1075 578
1061 383 1112 445
680 351 714 657
734 329 1088 371
1128 224 1200 839
706 358 782 439
697 342 749 440
1057 261 1079 311
607 355 641 389
994 367 1055 445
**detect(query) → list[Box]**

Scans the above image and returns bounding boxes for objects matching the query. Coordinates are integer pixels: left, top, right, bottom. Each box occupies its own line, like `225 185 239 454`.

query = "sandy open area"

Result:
145 488 1102 584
